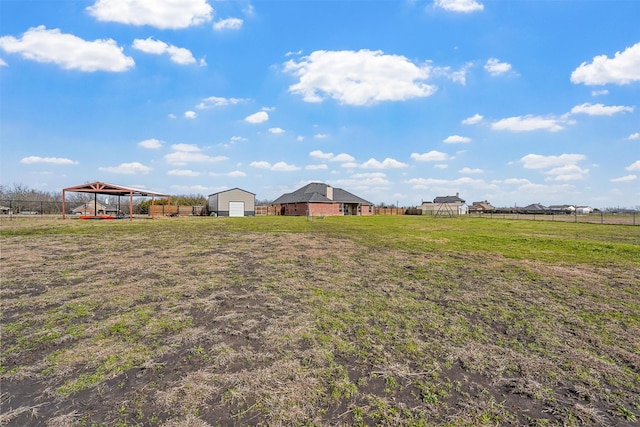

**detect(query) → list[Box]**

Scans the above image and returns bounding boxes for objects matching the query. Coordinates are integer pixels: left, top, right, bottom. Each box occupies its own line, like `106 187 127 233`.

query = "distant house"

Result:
208 188 255 217
575 206 594 215
0 206 12 215
71 202 107 215
272 182 373 216
549 205 576 214
469 200 496 213
421 193 467 215
522 203 549 214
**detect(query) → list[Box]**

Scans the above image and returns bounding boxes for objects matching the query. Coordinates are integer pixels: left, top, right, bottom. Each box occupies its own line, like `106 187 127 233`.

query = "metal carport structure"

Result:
62 181 171 221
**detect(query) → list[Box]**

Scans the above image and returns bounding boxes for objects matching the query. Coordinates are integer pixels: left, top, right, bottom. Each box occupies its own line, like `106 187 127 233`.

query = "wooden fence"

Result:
149 205 206 216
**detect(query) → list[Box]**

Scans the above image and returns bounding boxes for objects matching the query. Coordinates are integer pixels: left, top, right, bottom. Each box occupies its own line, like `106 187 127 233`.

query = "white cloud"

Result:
545 164 589 181
20 156 78 165
310 150 334 160
628 132 640 140
250 161 271 169
98 162 151 174
310 150 356 163
132 37 195 65
520 153 586 169
168 113 177 119
443 135 471 144
283 49 437 106
484 58 512 76
434 164 448 169
196 96 247 109
459 167 483 174
591 89 609 96
245 111 269 124
168 169 200 177
571 42 640 85
250 161 299 171
184 111 197 119
611 174 637 183
268 127 285 134
626 160 640 171
462 114 483 125
314 133 329 139
360 158 408 169
491 115 567 132
87 0 213 29
305 164 329 170
410 151 449 162
213 18 243 31
333 153 356 162
570 102 634 116
0 26 134 72
0 58 7 66
165 144 227 165
434 0 484 13
272 162 300 171
138 138 163 149
227 170 246 177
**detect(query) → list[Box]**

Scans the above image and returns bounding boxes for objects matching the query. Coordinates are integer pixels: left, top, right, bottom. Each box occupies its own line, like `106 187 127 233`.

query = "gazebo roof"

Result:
62 181 170 197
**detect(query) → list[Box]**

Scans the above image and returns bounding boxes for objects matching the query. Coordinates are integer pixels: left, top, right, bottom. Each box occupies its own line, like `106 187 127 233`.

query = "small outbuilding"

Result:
208 188 255 217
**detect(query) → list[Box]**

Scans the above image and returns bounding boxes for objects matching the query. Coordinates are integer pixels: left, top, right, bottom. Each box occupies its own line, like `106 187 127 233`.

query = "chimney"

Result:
326 185 333 200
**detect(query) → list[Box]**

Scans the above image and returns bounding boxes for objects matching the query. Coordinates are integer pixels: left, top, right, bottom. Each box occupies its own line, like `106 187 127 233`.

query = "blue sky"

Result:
1 0 639 208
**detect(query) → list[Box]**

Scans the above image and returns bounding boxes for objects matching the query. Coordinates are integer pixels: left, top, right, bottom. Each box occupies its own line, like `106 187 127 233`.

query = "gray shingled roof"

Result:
434 195 465 204
272 183 373 205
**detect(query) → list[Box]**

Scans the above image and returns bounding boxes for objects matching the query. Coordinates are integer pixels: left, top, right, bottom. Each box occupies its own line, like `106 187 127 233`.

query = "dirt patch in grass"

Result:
1 218 639 426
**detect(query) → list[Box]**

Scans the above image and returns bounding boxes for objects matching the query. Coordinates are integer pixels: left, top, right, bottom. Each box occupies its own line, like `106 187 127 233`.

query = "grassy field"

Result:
1 216 639 426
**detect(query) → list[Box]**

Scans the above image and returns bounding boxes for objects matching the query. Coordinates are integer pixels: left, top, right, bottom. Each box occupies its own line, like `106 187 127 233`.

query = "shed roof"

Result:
434 195 465 204
208 187 255 197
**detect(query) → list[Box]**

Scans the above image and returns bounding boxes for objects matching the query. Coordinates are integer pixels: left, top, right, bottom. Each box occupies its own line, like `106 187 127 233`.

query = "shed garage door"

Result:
229 201 245 217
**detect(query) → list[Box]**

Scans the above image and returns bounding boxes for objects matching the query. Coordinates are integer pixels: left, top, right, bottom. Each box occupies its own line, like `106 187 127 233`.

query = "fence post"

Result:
601 212 604 224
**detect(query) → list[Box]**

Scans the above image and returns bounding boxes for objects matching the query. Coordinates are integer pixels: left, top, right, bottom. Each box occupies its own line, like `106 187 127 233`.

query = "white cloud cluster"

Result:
443 135 471 144
268 128 285 134
284 49 437 106
410 151 449 162
132 37 196 65
168 169 200 177
138 138 164 149
491 115 568 132
484 58 512 76
571 41 640 85
434 0 484 13
164 144 228 165
462 114 483 125
98 162 151 174
87 0 213 29
213 18 243 31
570 102 634 116
520 153 588 181
0 26 133 72
196 96 247 109
250 161 300 171
360 158 408 169
309 150 355 162
245 111 269 124
20 156 78 165
629 132 640 140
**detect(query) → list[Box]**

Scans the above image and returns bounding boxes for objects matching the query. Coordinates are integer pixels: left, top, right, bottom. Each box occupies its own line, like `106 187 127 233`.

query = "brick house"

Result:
272 183 374 216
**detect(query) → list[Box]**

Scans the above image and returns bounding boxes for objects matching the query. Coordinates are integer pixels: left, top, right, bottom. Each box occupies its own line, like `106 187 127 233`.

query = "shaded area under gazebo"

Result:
62 181 171 221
